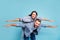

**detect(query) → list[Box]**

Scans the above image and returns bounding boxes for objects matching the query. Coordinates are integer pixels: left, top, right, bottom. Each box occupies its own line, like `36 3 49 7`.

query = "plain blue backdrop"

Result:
0 0 60 40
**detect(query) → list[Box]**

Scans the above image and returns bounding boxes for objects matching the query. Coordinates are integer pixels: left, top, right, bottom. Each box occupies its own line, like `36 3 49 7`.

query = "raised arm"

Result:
37 24 56 33
45 25 56 28
6 18 22 22
38 17 55 22
5 22 25 27
6 16 32 22
40 24 56 28
5 24 17 27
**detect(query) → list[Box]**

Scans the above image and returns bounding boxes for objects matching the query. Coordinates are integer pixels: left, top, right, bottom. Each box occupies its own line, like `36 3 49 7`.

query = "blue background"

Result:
0 0 60 40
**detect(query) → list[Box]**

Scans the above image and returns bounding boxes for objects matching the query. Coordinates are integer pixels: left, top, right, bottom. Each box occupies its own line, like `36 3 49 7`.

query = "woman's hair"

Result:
29 11 38 16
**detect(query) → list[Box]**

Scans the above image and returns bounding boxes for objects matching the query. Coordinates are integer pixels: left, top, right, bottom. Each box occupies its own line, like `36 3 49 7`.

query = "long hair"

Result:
29 11 38 16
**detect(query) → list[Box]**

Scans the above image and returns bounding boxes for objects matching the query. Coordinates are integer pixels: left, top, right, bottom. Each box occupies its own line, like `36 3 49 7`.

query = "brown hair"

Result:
35 19 41 23
29 11 38 16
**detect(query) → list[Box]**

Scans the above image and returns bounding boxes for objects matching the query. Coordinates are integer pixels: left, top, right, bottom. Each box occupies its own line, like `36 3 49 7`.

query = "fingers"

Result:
6 20 12 22
50 26 57 28
52 26 57 28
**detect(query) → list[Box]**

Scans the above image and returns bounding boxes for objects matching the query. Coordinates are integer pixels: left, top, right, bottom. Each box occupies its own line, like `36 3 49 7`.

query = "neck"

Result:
31 17 36 20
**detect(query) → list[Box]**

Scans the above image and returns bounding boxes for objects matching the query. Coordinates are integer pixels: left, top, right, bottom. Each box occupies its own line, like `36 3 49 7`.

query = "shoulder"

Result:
22 16 33 22
23 16 31 19
40 24 46 28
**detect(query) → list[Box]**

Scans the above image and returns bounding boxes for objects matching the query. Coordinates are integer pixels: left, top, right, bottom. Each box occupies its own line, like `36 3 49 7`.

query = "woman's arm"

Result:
39 17 55 22
6 18 22 22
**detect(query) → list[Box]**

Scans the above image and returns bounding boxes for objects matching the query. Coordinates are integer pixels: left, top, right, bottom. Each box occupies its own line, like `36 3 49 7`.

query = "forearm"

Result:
46 25 56 28
41 18 54 22
6 18 20 22
10 24 16 26
6 24 17 26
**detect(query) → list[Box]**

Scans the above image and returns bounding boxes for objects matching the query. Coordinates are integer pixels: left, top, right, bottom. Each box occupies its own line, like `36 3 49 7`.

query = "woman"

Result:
6 11 54 40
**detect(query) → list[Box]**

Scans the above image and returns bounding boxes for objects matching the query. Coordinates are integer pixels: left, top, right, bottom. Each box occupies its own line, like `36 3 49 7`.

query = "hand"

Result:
51 26 57 28
6 20 12 22
49 26 57 28
6 20 18 22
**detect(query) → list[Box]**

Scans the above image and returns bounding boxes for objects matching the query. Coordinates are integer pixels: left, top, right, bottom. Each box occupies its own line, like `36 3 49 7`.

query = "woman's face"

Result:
31 12 37 19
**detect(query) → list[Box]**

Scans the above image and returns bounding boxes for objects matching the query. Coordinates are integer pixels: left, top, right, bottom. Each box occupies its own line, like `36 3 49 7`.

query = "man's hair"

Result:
29 11 38 16
35 19 41 23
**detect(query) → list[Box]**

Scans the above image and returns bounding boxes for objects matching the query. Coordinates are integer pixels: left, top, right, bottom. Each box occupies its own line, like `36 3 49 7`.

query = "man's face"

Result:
34 20 41 28
31 12 37 19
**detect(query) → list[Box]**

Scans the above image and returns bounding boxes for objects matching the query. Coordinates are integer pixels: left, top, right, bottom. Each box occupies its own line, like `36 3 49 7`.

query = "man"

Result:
6 11 54 35
6 11 54 40
5 19 56 40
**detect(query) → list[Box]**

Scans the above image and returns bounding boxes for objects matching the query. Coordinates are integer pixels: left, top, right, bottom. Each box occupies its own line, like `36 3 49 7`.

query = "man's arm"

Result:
46 25 56 28
37 24 56 33
5 22 25 27
41 24 56 28
5 24 17 27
